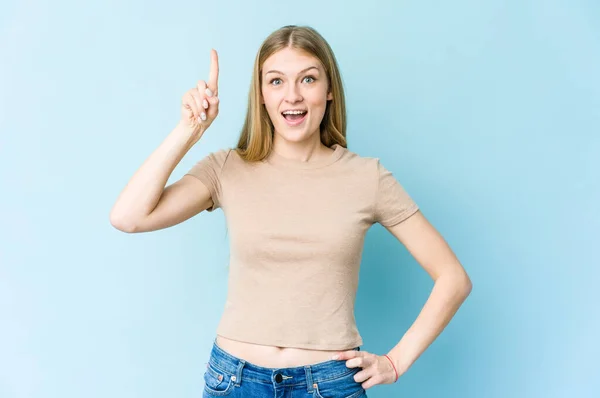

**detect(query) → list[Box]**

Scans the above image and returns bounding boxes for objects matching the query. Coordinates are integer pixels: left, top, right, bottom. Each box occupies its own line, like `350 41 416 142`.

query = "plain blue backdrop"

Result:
1 0 598 397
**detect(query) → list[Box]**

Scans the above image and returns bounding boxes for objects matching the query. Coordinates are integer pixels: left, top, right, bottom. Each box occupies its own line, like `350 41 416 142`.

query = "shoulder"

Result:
197 147 236 170
203 147 264 176
344 146 408 170
187 147 235 178
210 147 234 163
336 145 381 172
336 147 411 190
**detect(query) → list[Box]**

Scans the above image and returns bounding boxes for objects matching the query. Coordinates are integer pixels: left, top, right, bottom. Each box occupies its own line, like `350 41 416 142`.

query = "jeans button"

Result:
275 373 283 383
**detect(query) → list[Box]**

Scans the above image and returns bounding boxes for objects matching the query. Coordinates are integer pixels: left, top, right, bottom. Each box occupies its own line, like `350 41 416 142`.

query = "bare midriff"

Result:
215 335 343 368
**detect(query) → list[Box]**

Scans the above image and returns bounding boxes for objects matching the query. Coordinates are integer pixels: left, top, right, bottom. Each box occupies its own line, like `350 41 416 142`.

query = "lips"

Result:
281 110 308 126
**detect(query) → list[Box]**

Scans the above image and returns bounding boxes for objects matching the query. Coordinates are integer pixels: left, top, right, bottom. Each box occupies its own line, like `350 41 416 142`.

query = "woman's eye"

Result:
303 76 316 83
270 78 282 86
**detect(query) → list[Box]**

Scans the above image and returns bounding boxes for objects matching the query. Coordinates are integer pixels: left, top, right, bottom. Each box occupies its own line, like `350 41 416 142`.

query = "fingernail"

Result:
200 112 207 121
205 88 213 97
203 99 209 109
197 116 202 123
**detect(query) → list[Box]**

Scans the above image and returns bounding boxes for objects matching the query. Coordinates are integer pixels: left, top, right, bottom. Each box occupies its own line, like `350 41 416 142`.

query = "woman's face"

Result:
261 47 332 144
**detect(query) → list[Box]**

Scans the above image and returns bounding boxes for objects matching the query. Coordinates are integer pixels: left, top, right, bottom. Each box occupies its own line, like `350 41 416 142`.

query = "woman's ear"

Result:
327 81 333 101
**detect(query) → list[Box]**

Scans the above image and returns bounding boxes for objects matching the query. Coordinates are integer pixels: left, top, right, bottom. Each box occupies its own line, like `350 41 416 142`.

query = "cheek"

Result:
307 96 328 114
306 87 329 108
262 91 280 113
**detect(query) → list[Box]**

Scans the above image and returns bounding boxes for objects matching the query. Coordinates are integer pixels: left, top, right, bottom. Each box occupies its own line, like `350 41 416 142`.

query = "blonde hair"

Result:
235 25 347 161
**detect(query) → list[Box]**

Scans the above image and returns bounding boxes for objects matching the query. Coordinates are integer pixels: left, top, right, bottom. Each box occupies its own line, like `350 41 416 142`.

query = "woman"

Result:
110 25 472 397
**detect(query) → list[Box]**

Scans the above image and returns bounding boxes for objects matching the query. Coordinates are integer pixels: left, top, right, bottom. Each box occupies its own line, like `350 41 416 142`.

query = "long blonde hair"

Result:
235 25 347 161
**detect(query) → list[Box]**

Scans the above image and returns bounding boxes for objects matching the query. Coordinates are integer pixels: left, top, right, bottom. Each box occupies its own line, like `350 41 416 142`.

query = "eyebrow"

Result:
265 66 320 76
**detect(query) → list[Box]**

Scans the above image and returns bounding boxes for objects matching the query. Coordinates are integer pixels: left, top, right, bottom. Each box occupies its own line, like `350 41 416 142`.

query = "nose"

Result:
284 82 303 103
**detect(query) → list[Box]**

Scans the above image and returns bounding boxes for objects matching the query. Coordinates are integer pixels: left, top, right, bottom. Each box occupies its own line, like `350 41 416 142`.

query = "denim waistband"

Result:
207 338 361 388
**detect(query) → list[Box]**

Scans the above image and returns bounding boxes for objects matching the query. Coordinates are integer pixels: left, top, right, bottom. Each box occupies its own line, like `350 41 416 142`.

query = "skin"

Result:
226 47 473 390
261 46 334 162
214 47 350 368
110 47 472 392
332 214 472 389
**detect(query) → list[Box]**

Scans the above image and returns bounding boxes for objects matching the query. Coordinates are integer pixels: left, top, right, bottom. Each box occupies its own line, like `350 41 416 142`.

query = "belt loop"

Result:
234 359 245 387
304 366 315 393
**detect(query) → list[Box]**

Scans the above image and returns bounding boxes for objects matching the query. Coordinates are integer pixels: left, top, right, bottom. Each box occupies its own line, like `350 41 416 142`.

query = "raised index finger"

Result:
208 49 219 96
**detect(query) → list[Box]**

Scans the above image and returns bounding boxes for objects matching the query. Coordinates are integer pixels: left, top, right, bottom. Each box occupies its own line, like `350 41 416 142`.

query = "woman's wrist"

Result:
174 121 204 149
383 354 399 382
386 352 410 379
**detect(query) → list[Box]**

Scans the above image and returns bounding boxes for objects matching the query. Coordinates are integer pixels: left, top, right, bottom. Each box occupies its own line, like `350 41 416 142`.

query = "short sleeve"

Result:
185 149 231 212
373 160 419 227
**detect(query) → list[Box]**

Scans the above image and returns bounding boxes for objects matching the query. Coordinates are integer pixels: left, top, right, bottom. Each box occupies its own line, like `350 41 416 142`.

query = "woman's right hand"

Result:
180 49 220 134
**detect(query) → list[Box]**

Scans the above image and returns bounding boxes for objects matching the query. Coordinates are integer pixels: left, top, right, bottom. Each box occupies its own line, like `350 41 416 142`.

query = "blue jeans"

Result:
203 339 368 397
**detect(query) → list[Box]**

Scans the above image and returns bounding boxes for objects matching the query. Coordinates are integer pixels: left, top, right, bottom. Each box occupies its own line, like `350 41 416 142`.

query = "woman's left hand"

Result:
331 350 399 390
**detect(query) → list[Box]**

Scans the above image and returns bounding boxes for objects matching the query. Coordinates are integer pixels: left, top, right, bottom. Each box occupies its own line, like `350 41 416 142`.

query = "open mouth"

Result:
281 110 307 126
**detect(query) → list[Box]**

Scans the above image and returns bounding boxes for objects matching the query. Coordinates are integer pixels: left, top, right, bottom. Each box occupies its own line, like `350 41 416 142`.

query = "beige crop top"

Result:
186 144 419 350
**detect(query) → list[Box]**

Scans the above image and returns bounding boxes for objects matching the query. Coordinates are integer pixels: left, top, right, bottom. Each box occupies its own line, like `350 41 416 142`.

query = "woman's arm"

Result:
110 50 221 233
109 122 212 233
384 210 473 375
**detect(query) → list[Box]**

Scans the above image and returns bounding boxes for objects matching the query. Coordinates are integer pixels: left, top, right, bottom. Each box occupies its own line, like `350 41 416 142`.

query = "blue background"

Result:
1 0 598 397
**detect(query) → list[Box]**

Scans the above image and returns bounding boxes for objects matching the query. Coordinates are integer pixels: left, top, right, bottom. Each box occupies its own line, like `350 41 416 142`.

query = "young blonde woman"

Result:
110 25 472 398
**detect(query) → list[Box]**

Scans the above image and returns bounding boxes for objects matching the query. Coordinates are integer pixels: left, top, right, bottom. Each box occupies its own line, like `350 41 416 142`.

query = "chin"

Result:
276 126 319 143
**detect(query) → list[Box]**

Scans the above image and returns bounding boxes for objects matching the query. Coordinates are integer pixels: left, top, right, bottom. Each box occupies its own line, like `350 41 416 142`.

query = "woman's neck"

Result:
272 134 332 163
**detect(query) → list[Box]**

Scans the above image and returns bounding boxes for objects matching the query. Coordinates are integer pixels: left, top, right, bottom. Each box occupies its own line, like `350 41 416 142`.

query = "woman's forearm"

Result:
387 271 472 375
109 122 200 229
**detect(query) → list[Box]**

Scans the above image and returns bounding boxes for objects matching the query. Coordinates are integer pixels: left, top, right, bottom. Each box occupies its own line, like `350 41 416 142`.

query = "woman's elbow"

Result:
459 272 473 297
109 211 137 233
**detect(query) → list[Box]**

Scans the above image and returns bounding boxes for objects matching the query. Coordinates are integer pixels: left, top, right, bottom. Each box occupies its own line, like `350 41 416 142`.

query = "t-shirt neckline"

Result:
265 144 345 170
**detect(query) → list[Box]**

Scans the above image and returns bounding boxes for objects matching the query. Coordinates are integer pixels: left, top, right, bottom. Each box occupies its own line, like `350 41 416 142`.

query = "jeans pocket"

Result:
313 369 365 398
203 363 235 396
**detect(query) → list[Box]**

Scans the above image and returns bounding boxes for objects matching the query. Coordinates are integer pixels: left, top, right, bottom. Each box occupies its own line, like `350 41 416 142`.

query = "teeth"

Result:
282 110 306 115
